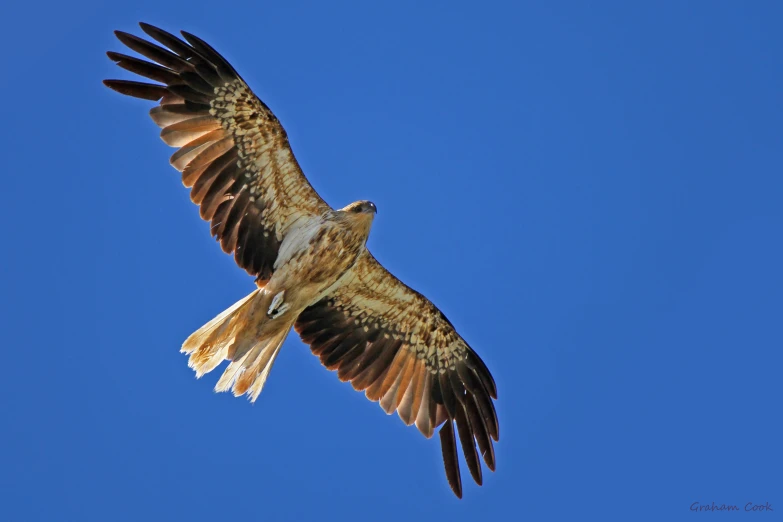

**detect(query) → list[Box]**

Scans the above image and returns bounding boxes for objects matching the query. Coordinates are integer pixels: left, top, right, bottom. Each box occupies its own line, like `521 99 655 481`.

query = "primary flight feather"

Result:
104 23 498 498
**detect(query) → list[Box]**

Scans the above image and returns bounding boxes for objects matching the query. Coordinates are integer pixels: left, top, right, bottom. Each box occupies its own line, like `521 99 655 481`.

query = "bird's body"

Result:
105 23 498 498
183 203 376 399
272 204 375 296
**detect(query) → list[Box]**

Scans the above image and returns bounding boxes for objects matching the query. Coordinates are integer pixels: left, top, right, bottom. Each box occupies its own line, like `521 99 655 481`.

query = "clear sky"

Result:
1 1 781 520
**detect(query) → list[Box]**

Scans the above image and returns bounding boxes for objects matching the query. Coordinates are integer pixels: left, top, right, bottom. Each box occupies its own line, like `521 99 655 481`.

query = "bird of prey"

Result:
104 23 498 498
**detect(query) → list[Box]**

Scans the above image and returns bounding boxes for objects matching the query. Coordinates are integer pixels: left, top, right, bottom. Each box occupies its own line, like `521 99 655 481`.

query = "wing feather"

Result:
105 24 330 281
294 250 498 497
439 420 463 499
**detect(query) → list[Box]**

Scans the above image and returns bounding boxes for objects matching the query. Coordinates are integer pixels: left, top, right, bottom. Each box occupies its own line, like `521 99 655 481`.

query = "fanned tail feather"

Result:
181 290 291 401
181 290 257 377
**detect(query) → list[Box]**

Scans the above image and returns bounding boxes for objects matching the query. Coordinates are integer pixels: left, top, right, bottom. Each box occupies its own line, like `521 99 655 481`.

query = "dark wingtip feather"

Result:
139 22 199 61
166 84 212 105
180 30 240 79
113 30 193 72
455 403 483 486
469 352 497 399
439 421 463 499
439 371 458 419
465 392 495 471
103 79 167 101
106 51 179 85
113 30 140 49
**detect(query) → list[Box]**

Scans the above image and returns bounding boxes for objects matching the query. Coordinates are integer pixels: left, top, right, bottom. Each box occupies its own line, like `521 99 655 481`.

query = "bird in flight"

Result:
104 23 498 498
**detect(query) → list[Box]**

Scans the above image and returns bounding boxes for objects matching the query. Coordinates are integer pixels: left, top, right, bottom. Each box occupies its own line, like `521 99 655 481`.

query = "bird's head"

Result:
341 200 378 217
339 200 377 235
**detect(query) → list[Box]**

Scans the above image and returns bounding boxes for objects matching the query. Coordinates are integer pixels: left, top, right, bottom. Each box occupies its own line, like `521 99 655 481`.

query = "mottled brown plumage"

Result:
105 23 498 498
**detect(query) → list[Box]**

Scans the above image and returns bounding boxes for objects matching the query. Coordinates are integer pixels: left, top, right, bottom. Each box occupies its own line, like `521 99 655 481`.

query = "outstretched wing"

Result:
105 23 330 282
294 251 499 498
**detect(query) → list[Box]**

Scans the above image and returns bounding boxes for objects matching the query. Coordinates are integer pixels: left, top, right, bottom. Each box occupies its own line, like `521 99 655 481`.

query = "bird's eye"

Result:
352 205 363 213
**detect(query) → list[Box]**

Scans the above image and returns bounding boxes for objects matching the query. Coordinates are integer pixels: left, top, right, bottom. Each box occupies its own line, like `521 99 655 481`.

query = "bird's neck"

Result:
334 211 373 243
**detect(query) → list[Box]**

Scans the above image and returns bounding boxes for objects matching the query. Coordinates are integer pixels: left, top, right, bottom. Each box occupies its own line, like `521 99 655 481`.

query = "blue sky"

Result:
1 1 781 520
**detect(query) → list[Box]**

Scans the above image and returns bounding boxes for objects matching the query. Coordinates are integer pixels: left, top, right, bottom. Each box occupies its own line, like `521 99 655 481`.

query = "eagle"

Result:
104 23 498 498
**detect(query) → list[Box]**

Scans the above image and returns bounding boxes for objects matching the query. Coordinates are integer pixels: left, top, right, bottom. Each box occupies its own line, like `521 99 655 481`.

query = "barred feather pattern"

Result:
104 23 330 282
295 250 499 498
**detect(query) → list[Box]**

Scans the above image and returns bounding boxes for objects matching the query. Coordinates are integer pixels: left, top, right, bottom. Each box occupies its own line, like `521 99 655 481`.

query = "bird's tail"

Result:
181 290 292 402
